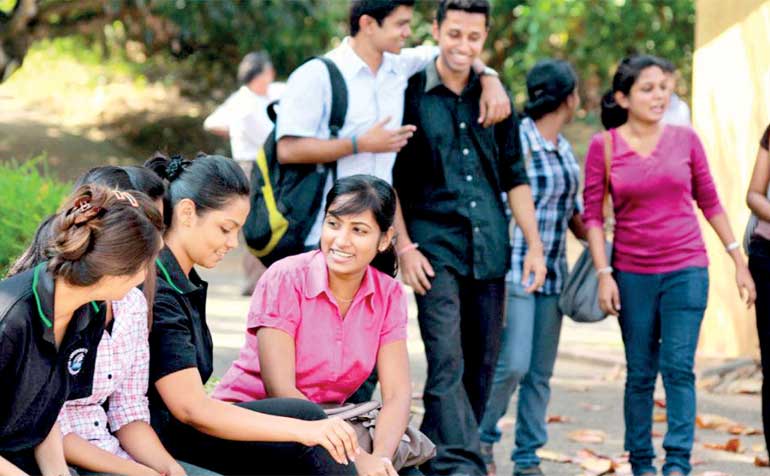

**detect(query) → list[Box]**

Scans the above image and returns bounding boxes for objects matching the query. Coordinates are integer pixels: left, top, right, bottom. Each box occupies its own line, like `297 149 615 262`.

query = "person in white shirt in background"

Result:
203 51 276 295
661 62 691 127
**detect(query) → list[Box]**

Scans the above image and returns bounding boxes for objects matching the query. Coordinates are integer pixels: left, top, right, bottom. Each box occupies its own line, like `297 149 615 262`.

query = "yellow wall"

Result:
693 0 770 357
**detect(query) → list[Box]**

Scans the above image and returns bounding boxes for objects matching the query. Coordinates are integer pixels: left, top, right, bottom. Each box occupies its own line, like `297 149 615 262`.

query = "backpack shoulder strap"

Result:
312 56 348 139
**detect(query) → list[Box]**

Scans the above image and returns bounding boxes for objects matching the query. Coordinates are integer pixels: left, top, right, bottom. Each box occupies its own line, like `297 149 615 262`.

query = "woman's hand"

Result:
598 274 621 316
298 417 360 466
355 452 398 476
161 461 186 476
736 263 757 308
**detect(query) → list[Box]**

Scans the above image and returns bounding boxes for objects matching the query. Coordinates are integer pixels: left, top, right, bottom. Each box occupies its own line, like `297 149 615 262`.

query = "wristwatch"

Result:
481 66 499 78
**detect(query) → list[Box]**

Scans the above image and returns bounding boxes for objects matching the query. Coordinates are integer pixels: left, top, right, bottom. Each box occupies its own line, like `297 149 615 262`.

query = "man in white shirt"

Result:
204 51 277 164
276 0 511 250
204 51 276 295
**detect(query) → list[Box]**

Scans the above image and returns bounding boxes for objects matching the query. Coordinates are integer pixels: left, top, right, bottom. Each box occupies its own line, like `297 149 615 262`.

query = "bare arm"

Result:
154 368 358 465
257 328 309 400
62 433 159 476
0 456 27 476
277 118 416 165
33 423 69 476
116 422 185 476
586 226 620 317
394 197 434 295
747 146 770 221
507 185 546 292
473 59 512 128
370 341 411 461
705 212 756 307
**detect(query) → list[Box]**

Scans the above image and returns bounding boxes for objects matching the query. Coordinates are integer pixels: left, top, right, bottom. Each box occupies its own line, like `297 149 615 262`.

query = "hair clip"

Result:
113 190 139 208
72 195 102 224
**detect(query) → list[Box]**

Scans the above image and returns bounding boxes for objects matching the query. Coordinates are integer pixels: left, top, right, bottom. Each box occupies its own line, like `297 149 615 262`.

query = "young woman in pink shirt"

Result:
583 55 755 476
214 175 412 476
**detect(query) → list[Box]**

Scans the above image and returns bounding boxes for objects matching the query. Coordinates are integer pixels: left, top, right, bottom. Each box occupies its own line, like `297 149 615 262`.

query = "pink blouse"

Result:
582 126 724 274
57 288 150 459
213 251 408 404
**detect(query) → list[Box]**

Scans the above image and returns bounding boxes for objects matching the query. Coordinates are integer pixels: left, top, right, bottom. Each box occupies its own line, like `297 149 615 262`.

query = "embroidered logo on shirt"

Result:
68 348 89 375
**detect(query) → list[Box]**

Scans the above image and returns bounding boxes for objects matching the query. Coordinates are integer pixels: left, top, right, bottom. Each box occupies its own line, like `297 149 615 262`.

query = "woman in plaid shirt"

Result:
478 60 586 476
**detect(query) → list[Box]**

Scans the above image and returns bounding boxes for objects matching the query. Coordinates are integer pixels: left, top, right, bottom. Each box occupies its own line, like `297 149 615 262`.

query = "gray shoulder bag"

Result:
558 131 613 323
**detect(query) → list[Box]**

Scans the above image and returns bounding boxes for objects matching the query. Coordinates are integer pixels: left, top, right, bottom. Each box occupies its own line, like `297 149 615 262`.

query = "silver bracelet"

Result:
596 266 613 277
725 241 740 252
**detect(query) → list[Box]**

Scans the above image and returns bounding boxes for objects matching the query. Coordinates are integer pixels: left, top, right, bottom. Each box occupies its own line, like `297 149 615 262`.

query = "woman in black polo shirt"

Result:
144 154 358 476
0 184 163 475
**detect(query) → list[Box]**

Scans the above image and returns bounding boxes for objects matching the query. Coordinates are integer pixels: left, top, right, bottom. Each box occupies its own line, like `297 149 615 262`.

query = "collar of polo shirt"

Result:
155 247 205 295
31 262 102 343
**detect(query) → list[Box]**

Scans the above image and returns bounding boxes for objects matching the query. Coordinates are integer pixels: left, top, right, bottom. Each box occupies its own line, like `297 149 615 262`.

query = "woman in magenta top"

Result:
215 174 411 476
583 55 755 476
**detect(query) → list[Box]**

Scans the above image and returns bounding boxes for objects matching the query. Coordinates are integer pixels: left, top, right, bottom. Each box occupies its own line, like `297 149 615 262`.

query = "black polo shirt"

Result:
393 60 529 280
149 247 212 438
0 262 105 454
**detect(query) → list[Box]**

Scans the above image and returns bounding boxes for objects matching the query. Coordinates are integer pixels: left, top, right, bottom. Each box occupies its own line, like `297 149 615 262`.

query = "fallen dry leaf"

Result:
752 443 767 453
547 415 573 424
696 413 736 431
727 424 762 436
703 438 743 453
755 456 770 467
654 398 666 408
568 429 607 444
653 411 667 423
535 449 571 463
651 430 663 438
580 457 613 475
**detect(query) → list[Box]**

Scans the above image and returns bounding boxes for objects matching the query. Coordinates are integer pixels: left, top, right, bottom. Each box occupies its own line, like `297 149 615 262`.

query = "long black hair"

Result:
600 54 673 129
144 152 250 228
324 174 398 277
523 59 577 120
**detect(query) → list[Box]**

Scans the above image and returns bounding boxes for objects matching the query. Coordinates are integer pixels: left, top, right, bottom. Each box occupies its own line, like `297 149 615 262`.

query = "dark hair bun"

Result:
145 152 191 182
524 59 577 120
600 90 628 130
51 186 110 263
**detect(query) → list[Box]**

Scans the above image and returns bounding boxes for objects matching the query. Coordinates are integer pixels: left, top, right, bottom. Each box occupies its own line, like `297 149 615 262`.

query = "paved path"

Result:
201 249 766 476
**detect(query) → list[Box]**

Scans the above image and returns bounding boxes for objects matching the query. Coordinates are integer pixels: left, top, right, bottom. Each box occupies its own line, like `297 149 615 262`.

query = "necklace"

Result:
334 294 355 303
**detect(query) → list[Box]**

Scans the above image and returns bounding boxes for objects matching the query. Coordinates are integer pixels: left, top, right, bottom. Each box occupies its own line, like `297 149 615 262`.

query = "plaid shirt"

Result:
509 116 581 295
57 288 150 459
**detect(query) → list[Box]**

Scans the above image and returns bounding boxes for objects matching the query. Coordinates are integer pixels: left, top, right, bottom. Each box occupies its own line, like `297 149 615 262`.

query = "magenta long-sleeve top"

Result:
582 125 724 274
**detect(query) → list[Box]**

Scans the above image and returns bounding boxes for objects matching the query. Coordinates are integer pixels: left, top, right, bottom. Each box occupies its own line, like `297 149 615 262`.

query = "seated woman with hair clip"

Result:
6 165 212 476
142 153 359 476
0 184 163 476
214 174 415 476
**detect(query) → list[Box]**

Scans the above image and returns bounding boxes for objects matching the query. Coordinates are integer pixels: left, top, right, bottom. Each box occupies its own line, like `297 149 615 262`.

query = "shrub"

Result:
0 158 69 276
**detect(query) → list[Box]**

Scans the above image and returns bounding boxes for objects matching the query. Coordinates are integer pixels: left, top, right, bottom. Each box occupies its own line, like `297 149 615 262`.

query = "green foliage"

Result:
486 0 695 107
146 0 349 88
0 158 69 276
408 0 694 110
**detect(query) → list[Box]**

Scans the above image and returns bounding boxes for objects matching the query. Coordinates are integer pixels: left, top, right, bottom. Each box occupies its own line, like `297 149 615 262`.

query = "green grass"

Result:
0 157 69 276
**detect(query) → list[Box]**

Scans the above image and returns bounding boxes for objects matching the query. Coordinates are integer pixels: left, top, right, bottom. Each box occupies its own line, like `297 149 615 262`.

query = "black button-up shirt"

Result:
393 61 529 280
0 263 105 454
149 247 212 439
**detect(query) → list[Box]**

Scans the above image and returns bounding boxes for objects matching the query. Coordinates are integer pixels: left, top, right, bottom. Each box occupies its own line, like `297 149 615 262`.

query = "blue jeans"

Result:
478 282 562 468
616 267 708 476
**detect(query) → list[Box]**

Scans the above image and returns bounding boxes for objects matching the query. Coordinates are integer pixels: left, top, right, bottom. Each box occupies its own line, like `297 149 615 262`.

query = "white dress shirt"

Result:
276 38 437 246
204 85 280 161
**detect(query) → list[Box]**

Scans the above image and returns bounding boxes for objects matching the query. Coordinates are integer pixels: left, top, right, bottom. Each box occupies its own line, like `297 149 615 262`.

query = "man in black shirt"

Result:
392 1 546 474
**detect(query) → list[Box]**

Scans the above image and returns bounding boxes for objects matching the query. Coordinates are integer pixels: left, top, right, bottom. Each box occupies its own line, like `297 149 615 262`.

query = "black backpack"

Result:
243 57 347 266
